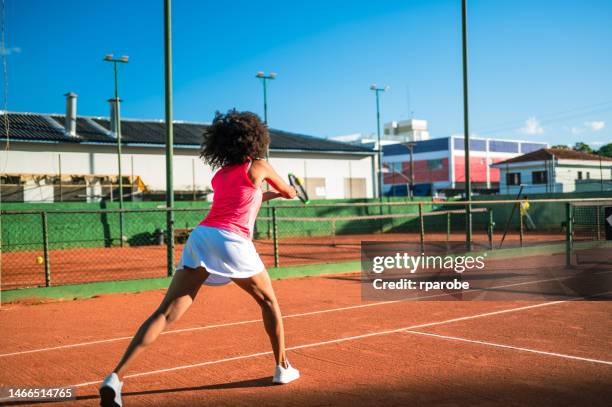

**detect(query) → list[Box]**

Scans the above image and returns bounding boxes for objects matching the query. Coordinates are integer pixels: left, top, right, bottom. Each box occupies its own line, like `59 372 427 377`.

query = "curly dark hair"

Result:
200 109 270 169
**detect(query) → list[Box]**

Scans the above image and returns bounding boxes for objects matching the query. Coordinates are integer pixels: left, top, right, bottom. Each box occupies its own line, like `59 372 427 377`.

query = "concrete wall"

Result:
1 142 375 200
268 152 374 199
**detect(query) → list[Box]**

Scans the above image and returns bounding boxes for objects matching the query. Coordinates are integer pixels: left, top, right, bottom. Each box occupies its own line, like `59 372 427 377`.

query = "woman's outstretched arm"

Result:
249 159 297 200
262 191 283 202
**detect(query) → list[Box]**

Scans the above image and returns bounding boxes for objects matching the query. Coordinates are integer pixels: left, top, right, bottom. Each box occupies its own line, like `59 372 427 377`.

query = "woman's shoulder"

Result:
250 158 270 170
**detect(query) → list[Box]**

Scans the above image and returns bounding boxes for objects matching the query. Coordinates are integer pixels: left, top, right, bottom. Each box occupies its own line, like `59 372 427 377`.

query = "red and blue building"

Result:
382 136 548 196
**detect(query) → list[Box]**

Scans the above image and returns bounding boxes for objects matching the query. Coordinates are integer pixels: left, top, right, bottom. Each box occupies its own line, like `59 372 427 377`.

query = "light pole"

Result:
461 0 473 251
164 0 175 277
370 84 389 200
256 71 277 238
406 141 416 199
256 71 277 160
104 54 129 247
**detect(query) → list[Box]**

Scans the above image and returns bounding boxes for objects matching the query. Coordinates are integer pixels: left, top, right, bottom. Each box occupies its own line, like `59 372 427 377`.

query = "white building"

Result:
330 119 430 148
383 119 430 142
0 95 376 203
491 148 612 194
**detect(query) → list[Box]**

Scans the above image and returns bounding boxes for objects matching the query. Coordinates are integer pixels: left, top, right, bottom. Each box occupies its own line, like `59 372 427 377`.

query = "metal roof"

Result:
0 112 373 154
493 148 612 165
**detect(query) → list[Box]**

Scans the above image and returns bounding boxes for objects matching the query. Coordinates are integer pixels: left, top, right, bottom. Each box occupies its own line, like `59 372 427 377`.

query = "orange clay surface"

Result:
0 270 610 406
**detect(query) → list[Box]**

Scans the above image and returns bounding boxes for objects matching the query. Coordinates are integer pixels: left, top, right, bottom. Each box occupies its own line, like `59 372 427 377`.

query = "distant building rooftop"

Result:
492 148 612 165
0 112 373 155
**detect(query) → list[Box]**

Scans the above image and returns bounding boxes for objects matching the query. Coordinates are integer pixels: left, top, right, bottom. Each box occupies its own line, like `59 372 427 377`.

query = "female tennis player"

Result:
100 110 300 407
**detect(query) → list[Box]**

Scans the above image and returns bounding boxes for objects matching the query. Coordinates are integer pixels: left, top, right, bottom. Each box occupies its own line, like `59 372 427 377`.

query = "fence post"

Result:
266 203 272 239
272 207 279 268
565 202 573 267
596 205 601 240
446 211 451 243
41 211 51 287
167 207 175 277
519 210 524 248
487 208 494 250
331 219 337 247
418 203 425 253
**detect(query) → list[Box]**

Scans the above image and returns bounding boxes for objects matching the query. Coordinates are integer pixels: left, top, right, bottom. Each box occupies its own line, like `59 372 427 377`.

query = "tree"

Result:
551 144 570 149
573 142 592 154
597 143 612 158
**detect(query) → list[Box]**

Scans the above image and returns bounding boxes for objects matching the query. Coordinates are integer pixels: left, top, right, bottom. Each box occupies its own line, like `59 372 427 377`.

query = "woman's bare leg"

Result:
232 271 287 367
113 267 209 376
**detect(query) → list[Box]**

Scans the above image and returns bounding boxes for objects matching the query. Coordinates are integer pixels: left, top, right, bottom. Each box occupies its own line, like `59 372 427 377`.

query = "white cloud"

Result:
0 46 21 56
585 121 605 132
569 120 605 135
520 117 543 135
570 126 584 135
591 141 605 146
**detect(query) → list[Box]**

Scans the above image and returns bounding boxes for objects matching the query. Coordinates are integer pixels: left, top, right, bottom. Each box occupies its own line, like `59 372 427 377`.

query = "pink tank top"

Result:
200 161 263 239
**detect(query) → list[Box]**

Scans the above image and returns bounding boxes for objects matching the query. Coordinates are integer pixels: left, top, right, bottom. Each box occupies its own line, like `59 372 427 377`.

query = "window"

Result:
427 159 443 170
387 162 402 173
532 171 548 184
577 171 583 180
304 177 326 199
506 172 521 186
344 178 367 199
586 172 590 180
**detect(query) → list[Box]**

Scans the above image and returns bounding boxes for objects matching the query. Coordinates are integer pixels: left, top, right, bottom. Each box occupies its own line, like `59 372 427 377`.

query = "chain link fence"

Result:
2 198 611 290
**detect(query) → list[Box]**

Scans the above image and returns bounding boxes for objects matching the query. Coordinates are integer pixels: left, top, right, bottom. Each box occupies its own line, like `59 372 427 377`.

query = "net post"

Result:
418 203 425 253
596 205 601 240
119 207 125 248
565 202 573 267
331 219 336 247
519 208 524 248
446 211 451 243
272 207 279 268
378 201 384 233
266 203 272 239
41 211 51 287
487 208 494 250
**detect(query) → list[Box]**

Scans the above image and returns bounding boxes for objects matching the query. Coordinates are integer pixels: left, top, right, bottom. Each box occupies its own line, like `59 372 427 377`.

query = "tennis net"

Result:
262 208 494 268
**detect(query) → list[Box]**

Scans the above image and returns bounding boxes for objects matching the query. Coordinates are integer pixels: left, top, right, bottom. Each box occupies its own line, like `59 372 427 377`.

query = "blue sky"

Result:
5 0 612 147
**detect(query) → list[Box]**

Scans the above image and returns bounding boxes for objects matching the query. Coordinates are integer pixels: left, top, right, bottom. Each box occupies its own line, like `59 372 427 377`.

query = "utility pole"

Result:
103 53 129 247
164 0 175 276
370 84 389 200
461 0 473 251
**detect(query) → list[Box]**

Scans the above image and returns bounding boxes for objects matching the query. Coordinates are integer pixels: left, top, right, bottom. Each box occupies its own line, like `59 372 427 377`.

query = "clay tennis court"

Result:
1 264 611 406
1 231 564 290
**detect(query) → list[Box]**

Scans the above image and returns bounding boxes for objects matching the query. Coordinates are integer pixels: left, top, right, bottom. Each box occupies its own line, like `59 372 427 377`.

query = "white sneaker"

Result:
272 361 300 384
99 372 123 407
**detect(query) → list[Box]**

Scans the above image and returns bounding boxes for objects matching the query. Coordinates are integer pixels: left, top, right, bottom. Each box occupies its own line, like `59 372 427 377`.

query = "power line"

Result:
474 100 612 135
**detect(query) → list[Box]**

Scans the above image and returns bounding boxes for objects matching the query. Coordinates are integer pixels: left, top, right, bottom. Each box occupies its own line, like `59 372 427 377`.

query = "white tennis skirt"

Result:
176 225 265 286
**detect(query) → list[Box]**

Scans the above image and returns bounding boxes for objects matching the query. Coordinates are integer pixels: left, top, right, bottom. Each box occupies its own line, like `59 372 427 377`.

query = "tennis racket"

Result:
288 173 309 204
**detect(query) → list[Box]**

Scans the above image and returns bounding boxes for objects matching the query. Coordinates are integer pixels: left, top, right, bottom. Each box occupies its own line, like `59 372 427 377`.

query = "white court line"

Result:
3 271 609 358
404 330 612 366
72 300 566 388
0 300 399 358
